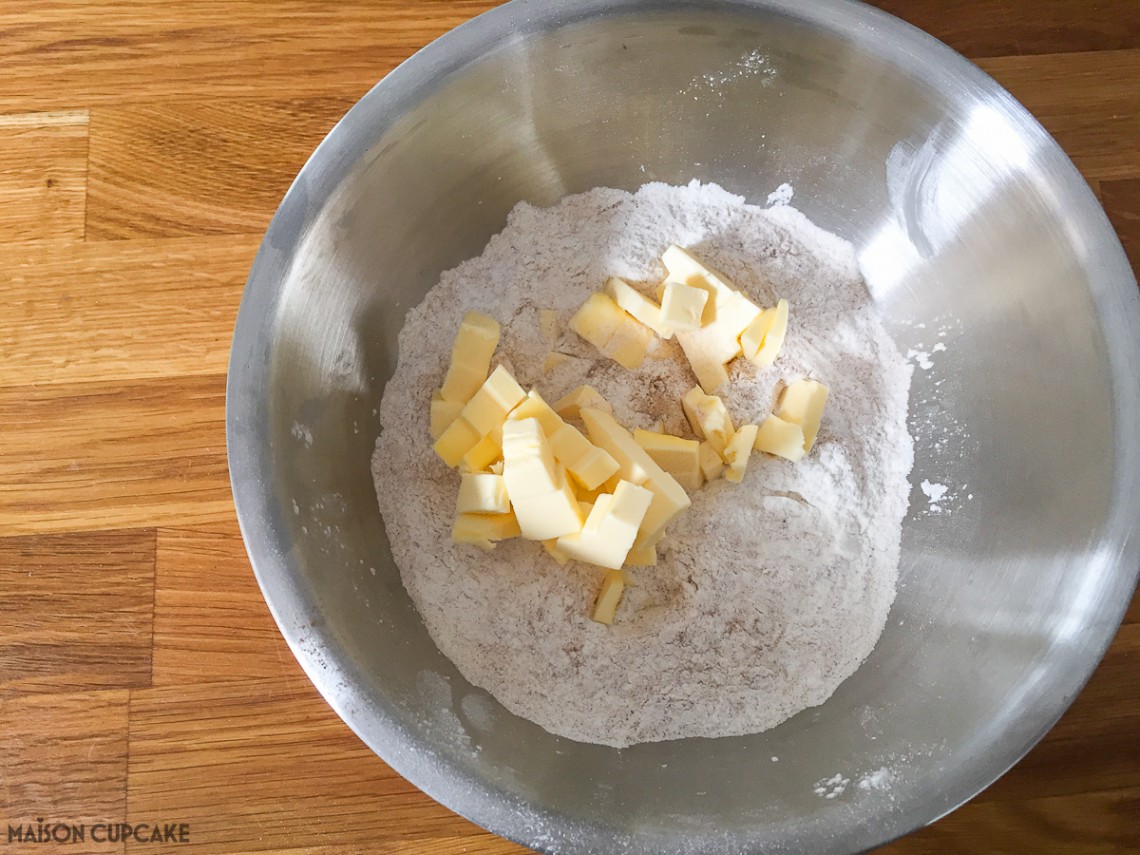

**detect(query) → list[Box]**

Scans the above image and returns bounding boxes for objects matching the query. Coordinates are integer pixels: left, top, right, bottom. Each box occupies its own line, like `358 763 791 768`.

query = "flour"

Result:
372 181 913 747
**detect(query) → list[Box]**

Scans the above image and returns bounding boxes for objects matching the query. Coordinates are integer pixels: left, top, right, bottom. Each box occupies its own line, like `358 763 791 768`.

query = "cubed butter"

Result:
580 407 691 547
433 416 482 468
681 387 735 457
461 365 527 436
549 422 620 491
633 429 701 492
539 309 560 344
698 441 724 482
570 291 653 369
502 419 584 540
554 385 612 418
456 473 510 515
512 467 584 541
608 277 673 339
452 512 521 551
460 432 502 473
440 311 501 404
723 424 759 483
661 245 738 320
591 570 625 625
542 538 571 566
754 414 806 461
741 298 789 367
430 391 464 439
557 480 654 570
675 329 732 393
626 543 658 566
569 292 627 351
779 379 829 452
659 281 708 332
507 389 564 436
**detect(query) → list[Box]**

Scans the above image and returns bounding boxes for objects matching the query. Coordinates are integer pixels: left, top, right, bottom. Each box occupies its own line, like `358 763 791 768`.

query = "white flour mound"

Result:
372 181 913 748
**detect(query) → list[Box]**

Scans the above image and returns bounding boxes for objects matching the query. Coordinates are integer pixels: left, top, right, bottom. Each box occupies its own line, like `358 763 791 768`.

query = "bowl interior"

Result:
227 1 1140 852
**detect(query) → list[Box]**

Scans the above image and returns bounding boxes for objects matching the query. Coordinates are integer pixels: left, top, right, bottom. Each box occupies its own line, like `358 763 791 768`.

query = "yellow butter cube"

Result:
512 467 585 541
452 511 521 551
779 379 829 452
608 277 672 339
661 245 738 320
461 365 527 436
580 407 691 548
591 570 625 625
507 389 564 435
604 318 654 369
501 418 559 498
539 309 560 344
633 429 701 492
569 292 627 350
553 385 612 418
430 391 464 439
456 473 510 515
698 441 724 482
434 416 482 468
549 422 619 490
675 328 732 394
659 281 708 332
460 432 502 473
681 387 735 457
754 414 807 461
741 298 789 367
440 311 501 404
557 480 654 570
543 538 571 566
724 424 759 483
626 543 657 566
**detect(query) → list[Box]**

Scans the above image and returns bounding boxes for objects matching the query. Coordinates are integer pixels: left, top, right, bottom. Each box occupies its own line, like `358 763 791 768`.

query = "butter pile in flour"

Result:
372 181 913 747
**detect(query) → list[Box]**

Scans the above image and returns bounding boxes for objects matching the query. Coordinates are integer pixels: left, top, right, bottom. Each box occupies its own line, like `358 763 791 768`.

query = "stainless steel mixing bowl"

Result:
227 1 1140 851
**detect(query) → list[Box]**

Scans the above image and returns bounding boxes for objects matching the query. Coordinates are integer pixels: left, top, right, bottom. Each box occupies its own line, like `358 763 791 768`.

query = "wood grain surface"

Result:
0 1 1136 853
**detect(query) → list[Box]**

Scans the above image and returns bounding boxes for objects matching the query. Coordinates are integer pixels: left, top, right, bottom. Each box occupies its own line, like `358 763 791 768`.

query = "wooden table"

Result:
1 2 1136 852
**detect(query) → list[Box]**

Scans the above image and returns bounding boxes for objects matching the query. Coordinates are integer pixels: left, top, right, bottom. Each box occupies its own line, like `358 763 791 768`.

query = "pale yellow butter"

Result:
553 385 612 419
608 277 673 339
461 365 527 436
659 281 708 332
570 291 653 369
723 424 759 483
507 389 563 436
456 473 510 515
569 292 627 350
674 330 731 393
591 569 625 625
580 407 691 548
698 441 724 482
626 543 657 567
433 416 482 468
741 298 789 367
502 418 584 540
549 422 620 491
779 379 829 452
440 311 500 404
557 480 654 570
633 429 701 492
430 391 464 439
459 432 502 473
681 386 735 457
661 245 738 321
754 414 807 461
452 511 521 551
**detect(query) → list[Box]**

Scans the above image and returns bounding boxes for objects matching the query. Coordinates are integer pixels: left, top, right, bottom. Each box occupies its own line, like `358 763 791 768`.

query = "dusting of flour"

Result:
372 181 913 747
